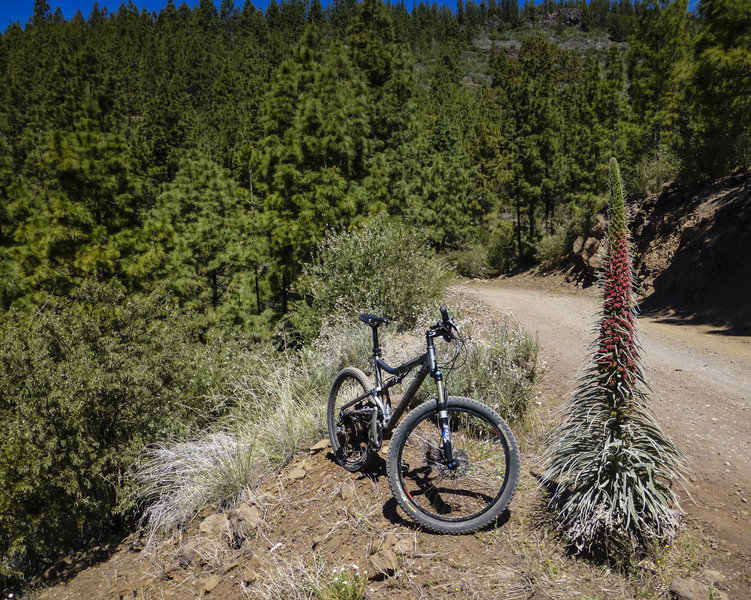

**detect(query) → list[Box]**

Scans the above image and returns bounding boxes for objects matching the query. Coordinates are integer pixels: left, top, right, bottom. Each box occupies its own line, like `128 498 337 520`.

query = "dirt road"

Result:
468 276 751 560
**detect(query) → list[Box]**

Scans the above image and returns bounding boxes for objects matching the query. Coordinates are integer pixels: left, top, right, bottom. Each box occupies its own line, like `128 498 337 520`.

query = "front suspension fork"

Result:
435 372 455 466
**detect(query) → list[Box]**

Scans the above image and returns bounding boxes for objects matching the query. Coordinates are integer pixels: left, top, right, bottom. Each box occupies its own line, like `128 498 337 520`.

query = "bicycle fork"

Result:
427 333 455 468
435 372 455 467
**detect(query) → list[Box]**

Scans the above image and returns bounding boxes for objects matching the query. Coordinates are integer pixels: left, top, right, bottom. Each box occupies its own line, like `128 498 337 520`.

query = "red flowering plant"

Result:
542 158 687 559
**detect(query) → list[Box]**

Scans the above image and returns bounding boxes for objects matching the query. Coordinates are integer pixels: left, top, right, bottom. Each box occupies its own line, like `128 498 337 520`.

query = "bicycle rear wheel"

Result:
387 397 520 533
327 367 375 472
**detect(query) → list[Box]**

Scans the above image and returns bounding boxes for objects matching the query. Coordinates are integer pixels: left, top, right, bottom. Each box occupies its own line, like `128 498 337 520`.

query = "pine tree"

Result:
138 157 260 319
542 158 686 558
252 27 372 308
627 0 690 156
6 118 142 305
682 0 751 177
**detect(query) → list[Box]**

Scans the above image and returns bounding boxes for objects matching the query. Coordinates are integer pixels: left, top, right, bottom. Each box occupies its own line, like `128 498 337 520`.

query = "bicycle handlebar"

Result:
431 306 459 342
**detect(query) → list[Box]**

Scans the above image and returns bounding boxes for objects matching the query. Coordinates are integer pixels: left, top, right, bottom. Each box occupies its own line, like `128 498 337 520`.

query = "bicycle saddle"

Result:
359 313 388 327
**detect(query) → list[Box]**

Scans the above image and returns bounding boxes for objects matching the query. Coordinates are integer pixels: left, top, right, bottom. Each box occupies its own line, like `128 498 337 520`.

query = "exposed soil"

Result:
567 172 751 333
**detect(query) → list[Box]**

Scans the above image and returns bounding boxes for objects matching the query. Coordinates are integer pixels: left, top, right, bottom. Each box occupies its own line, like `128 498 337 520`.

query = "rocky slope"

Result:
568 172 751 332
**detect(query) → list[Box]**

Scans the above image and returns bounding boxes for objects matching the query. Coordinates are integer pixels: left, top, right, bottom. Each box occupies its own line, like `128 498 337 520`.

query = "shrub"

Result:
288 215 452 341
137 344 332 542
486 220 517 275
250 558 366 600
449 244 490 278
535 194 604 266
629 148 681 196
541 158 686 560
534 229 569 266
448 318 540 423
0 281 234 582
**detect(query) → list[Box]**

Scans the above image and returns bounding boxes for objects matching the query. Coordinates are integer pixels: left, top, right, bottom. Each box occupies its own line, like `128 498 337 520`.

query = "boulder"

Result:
670 577 709 600
583 237 599 256
591 213 607 239
199 513 229 538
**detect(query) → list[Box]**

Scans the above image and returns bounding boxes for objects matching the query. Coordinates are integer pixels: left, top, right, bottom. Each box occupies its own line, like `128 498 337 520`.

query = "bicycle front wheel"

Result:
387 397 520 533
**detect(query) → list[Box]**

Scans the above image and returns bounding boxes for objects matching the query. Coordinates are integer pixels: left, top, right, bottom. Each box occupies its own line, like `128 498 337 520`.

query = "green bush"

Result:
486 220 518 275
535 194 604 266
535 229 570 266
0 281 235 582
288 215 452 341
448 318 539 422
448 244 490 278
629 148 681 196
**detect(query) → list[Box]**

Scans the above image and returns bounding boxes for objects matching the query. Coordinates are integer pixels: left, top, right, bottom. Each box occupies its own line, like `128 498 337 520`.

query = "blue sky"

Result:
0 0 272 31
0 0 703 34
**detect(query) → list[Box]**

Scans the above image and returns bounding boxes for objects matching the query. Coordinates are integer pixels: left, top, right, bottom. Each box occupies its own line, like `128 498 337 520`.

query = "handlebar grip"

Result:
440 305 450 324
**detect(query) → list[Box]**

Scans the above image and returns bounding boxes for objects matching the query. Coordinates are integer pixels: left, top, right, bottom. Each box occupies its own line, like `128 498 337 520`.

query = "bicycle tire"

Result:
327 367 375 472
387 397 520 534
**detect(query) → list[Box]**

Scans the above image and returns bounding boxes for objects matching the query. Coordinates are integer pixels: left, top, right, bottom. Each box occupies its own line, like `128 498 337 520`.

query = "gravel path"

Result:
467 277 751 559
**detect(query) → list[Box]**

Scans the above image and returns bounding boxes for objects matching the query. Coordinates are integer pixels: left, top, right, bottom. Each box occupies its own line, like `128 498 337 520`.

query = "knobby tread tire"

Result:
386 397 520 534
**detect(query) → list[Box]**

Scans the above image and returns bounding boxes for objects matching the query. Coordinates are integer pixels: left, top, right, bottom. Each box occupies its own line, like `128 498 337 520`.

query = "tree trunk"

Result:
255 264 261 315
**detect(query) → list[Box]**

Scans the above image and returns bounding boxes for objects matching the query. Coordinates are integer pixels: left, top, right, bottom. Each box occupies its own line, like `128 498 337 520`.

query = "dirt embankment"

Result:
569 173 751 333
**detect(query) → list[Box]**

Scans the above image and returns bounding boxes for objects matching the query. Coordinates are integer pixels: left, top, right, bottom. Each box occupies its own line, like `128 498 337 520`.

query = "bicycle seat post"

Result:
371 325 381 360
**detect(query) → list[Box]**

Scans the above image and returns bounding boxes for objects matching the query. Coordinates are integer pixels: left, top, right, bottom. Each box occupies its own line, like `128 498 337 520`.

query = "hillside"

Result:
33 271 751 600
567 172 751 333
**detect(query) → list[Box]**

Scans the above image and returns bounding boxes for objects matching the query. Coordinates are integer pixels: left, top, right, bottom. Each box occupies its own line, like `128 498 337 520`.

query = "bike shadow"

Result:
325 451 512 533
381 498 512 533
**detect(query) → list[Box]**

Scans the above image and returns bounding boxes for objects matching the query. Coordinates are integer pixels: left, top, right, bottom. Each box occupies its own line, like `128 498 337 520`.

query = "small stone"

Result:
198 574 221 594
312 535 325 549
240 566 258 584
310 439 330 451
670 576 710 600
701 569 725 586
115 587 134 599
164 561 184 580
177 543 197 568
222 560 241 574
742 498 748 503
288 467 307 480
199 513 229 538
368 548 398 580
339 485 355 501
229 502 262 541
393 538 414 555
240 555 261 583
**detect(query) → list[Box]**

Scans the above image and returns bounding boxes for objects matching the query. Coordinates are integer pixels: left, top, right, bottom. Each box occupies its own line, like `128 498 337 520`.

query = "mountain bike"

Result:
327 307 520 534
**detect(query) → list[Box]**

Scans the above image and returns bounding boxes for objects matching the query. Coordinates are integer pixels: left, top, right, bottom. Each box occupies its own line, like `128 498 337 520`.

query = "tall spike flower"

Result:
542 158 687 558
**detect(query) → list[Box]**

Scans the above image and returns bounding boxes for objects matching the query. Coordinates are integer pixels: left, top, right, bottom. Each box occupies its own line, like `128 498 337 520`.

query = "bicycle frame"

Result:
337 324 453 462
